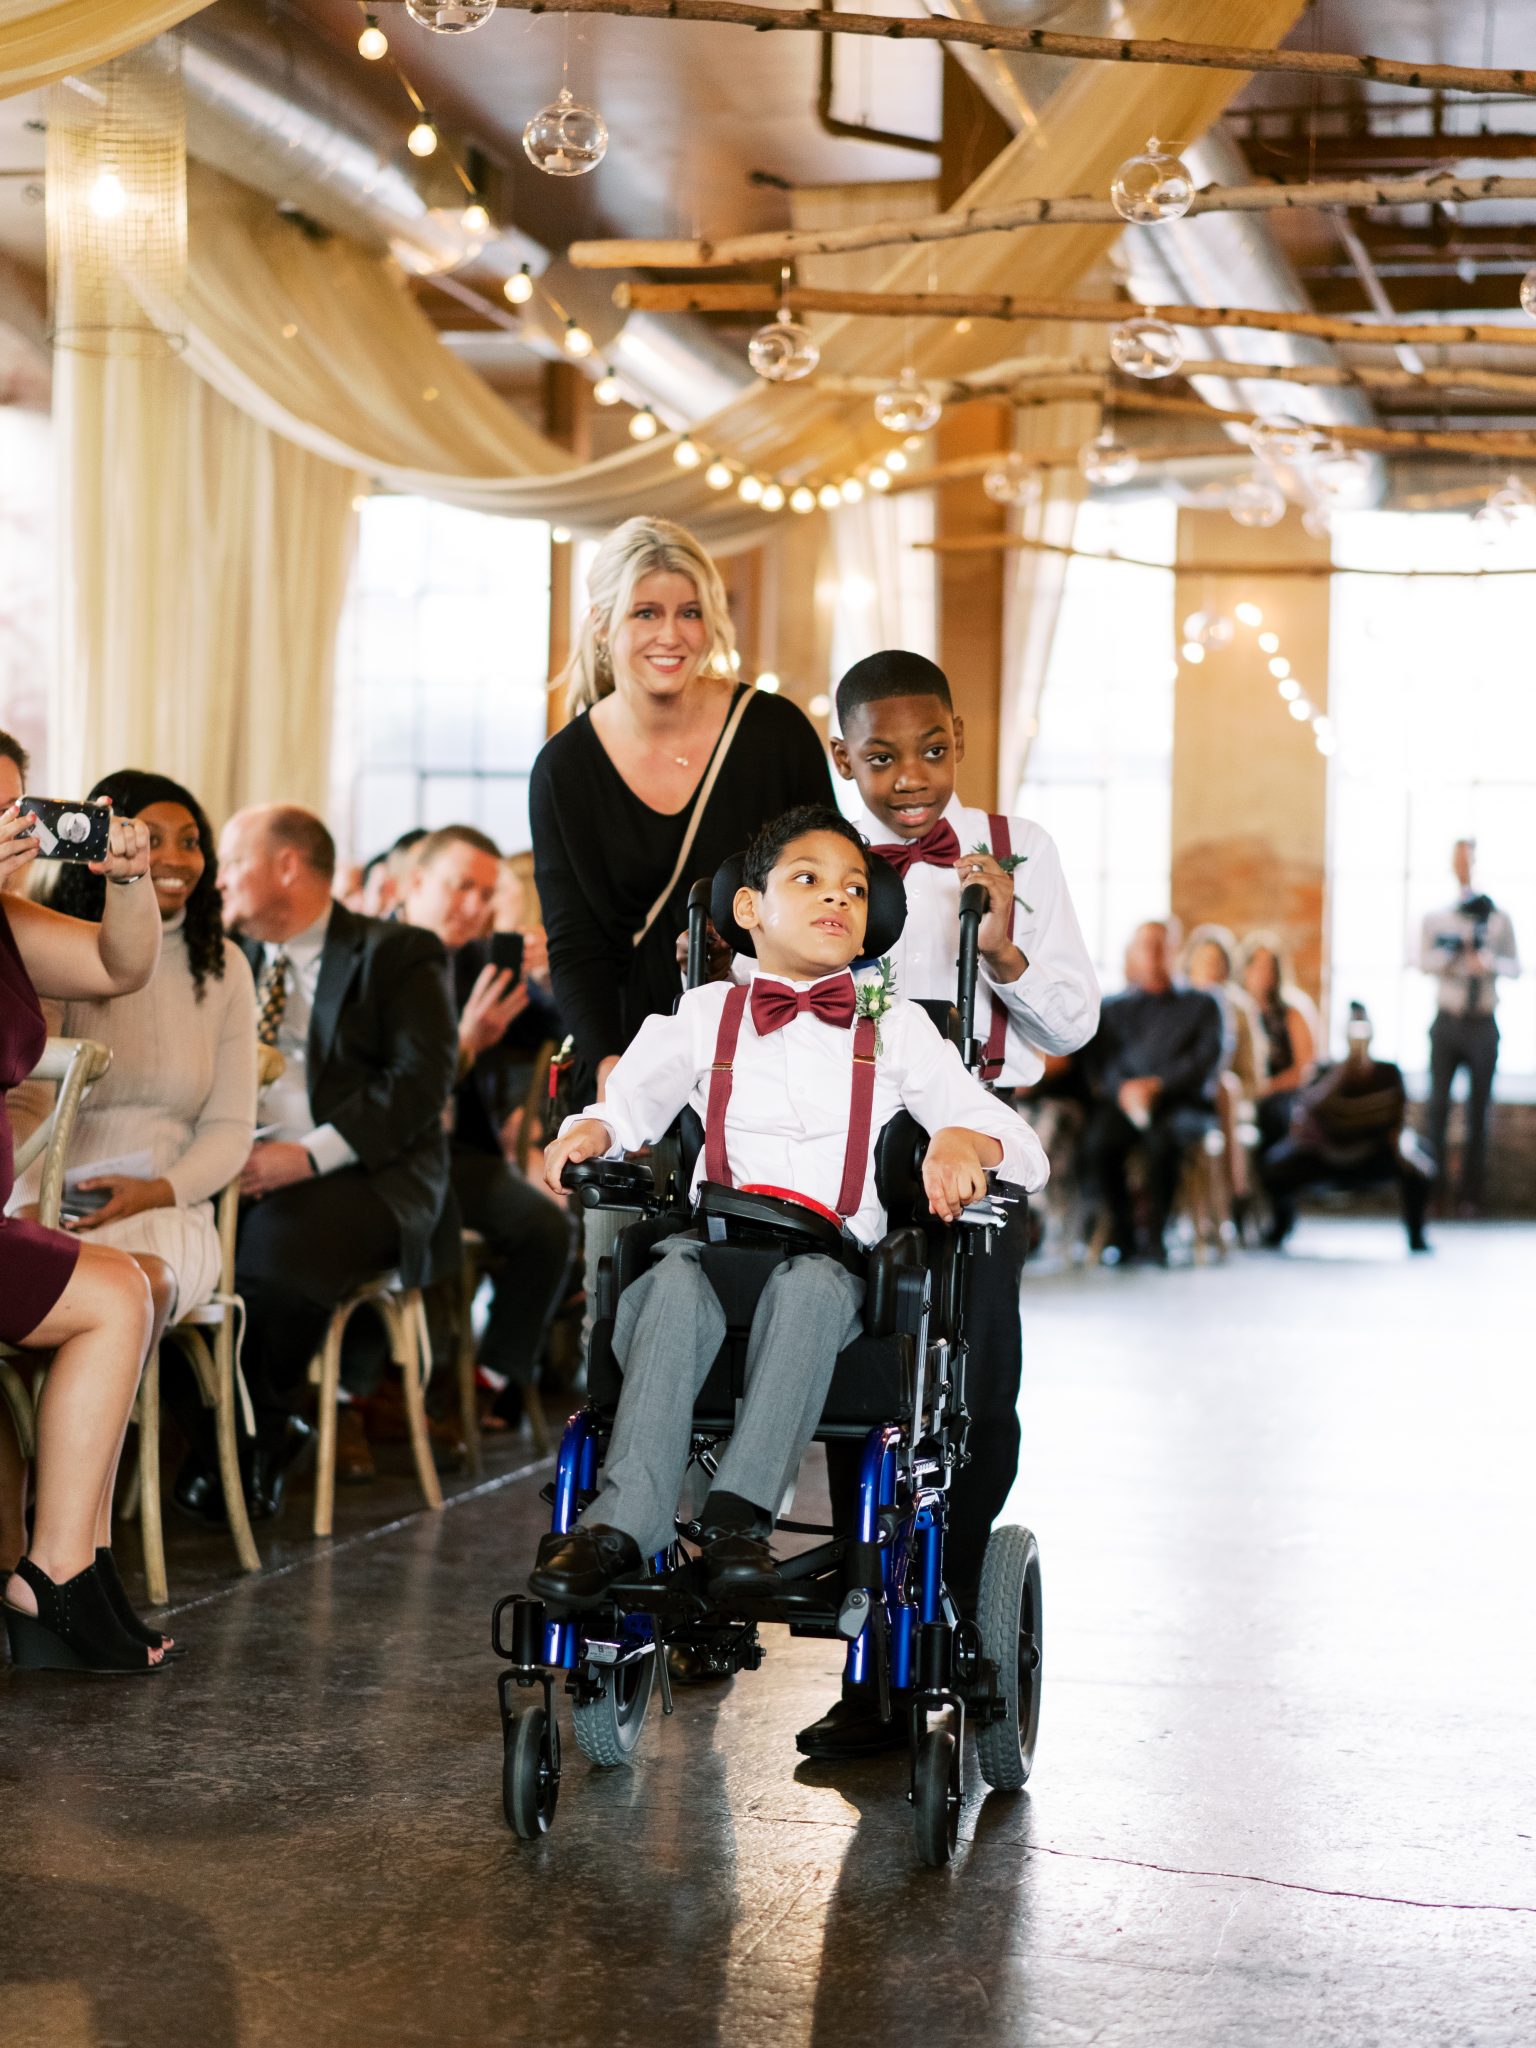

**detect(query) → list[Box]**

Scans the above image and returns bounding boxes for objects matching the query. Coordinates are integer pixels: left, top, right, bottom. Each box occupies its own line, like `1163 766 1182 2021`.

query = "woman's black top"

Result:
530 684 834 1104
1260 997 1295 1079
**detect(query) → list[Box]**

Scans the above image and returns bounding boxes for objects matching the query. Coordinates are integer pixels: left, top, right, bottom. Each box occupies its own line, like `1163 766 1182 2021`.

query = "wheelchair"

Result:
490 856 1044 1868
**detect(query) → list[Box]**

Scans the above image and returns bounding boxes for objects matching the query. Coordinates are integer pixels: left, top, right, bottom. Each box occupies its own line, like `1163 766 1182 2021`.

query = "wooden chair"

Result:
0 1037 113 1464
1176 1125 1233 1264
126 1043 287 1602
310 1278 442 1538
451 1229 553 1471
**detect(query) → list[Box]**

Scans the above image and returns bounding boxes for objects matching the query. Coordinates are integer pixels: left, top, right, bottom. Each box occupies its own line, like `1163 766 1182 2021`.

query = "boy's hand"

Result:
922 1127 1000 1223
955 852 1027 980
544 1118 614 1196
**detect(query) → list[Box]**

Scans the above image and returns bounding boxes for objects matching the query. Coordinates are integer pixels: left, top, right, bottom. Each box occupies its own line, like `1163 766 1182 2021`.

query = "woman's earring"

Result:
595 639 612 676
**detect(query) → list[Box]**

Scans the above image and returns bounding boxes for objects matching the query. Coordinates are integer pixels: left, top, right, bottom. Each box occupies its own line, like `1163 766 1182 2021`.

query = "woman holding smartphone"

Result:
0 793 172 1674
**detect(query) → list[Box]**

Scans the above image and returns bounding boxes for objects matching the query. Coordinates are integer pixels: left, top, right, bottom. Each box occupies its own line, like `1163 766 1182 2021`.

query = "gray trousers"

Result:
1427 1010 1499 1204
581 1237 865 1558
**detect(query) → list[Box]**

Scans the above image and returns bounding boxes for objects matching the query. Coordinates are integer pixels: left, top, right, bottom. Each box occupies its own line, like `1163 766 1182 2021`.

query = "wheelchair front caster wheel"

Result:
503 1705 559 1838
913 1724 960 1868
974 1523 1042 1792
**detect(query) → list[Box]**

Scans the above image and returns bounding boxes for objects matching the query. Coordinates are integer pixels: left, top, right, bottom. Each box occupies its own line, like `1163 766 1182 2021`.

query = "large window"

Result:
0 409 53 781
331 497 552 863
1017 497 1177 988
1327 509 1536 1088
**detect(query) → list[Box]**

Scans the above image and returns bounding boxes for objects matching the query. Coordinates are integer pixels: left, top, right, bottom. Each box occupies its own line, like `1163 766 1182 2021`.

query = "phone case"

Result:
19 798 112 862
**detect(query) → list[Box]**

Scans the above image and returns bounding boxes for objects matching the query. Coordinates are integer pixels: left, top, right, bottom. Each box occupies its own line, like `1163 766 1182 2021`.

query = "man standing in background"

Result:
1420 838 1520 1217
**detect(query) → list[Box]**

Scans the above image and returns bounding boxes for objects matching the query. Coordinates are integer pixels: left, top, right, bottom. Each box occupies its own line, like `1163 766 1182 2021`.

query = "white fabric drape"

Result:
0 0 212 99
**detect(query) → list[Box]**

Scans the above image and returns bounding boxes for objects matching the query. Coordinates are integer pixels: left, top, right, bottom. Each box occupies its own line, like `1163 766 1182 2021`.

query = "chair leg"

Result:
456 1264 484 1480
136 1350 168 1607
211 1323 262 1576
396 1291 444 1514
312 1305 348 1540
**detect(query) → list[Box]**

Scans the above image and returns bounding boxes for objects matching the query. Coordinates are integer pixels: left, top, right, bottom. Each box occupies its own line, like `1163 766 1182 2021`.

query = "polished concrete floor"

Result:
2 1220 1534 2047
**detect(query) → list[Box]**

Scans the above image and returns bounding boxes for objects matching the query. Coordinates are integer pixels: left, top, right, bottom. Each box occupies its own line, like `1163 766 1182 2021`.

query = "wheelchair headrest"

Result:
710 845 907 964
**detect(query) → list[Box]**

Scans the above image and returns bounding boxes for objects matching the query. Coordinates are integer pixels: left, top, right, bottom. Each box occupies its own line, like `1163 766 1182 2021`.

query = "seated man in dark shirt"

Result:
401 827 575 1429
1259 1002 1432 1252
1080 920 1225 1264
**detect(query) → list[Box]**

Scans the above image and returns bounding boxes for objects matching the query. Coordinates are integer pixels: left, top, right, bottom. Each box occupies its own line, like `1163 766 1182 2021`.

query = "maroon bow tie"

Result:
870 818 961 879
750 973 857 1036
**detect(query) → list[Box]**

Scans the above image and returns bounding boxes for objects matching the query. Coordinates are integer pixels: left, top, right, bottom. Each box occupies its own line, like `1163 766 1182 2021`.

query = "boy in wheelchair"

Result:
531 804 1047 1609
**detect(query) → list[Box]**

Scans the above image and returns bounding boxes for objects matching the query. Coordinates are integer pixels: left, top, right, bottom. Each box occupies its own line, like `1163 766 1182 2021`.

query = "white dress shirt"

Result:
259 906 358 1176
569 969 1048 1248
848 795 1100 1087
1419 895 1521 1019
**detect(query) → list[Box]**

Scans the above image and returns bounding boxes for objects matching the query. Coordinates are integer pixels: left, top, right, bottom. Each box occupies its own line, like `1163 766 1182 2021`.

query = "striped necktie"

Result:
256 949 289 1048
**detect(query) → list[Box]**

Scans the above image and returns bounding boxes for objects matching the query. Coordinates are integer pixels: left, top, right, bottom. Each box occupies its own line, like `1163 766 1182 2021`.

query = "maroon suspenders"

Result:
980 813 1012 1082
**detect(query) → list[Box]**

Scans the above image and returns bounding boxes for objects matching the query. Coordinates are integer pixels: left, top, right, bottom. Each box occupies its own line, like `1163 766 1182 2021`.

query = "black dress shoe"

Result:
245 1417 315 1522
702 1530 781 1599
528 1524 642 1606
171 1458 228 1529
796 1693 909 1761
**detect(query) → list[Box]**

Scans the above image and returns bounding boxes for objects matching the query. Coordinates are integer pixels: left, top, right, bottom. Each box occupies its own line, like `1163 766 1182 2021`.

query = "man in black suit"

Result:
175 804 458 1522
400 827 574 1428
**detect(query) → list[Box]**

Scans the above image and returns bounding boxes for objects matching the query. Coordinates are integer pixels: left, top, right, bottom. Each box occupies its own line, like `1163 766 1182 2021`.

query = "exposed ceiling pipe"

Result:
178 15 749 424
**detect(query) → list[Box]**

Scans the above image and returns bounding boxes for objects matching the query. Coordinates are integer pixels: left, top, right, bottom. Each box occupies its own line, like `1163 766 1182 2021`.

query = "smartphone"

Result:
490 931 525 983
60 1185 113 1220
17 797 111 863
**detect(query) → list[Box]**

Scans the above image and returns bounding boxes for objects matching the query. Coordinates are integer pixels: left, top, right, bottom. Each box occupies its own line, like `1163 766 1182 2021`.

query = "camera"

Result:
1433 890 1495 959
17 796 112 864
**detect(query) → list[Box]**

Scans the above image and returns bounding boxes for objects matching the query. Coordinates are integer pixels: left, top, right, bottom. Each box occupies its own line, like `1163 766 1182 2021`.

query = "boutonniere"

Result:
969 843 1034 915
854 956 898 1055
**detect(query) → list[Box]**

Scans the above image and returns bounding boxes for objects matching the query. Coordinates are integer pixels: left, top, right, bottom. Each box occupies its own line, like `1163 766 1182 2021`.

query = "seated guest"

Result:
400 826 574 1437
173 804 458 1525
1237 929 1319 1155
1260 1002 1432 1253
531 806 1045 1605
1080 921 1225 1264
358 827 429 921
1182 922 1261 1223
12 770 257 1346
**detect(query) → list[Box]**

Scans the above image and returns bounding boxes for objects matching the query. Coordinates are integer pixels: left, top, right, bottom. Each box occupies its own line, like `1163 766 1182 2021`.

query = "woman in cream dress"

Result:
11 770 257 1336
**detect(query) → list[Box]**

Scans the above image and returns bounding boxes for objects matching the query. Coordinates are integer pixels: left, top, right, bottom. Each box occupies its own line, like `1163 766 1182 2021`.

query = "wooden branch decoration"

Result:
493 0 1536 98
571 173 1536 270
1083 387 1536 459
617 281 1536 352
813 357 1536 404
914 533 1536 577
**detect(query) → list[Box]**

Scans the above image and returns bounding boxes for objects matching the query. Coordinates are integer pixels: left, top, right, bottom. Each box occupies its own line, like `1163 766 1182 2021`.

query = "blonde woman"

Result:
530 515 832 1108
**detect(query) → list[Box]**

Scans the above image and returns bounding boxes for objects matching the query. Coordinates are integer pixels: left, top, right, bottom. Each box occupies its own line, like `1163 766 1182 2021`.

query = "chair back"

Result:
11 1037 112 1229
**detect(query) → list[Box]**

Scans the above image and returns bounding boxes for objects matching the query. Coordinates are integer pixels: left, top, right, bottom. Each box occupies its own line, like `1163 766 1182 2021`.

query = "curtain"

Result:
53 346 361 821
0 0 212 100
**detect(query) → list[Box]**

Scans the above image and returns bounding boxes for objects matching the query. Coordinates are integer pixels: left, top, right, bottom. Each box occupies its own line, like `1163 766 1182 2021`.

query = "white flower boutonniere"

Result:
854 956 898 1055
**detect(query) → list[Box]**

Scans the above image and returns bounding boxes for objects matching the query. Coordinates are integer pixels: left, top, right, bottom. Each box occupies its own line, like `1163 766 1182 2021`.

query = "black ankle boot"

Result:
2 1557 166 1675
95 1549 184 1660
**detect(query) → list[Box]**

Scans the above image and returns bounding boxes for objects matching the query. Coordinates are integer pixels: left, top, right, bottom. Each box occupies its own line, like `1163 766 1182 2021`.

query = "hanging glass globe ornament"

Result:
1471 500 1513 544
1228 472 1287 529
1182 609 1234 651
746 307 820 383
406 0 497 28
1247 413 1322 463
1487 474 1536 521
873 367 941 435
1310 443 1373 504
1109 315 1184 380
1078 429 1138 486
1521 266 1536 319
981 452 1041 508
523 88 609 177
1109 136 1195 225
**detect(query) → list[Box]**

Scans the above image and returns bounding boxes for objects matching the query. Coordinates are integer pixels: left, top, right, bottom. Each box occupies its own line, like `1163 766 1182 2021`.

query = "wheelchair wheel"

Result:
913 1723 961 1868
974 1524 1042 1792
571 1649 655 1767
503 1705 559 1838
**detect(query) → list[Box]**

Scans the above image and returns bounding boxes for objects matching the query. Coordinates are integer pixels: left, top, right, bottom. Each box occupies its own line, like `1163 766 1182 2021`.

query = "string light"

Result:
1269 655 1291 679
1181 641 1206 664
761 483 786 512
551 525 572 544
628 405 658 440
755 671 781 692
884 450 908 475
841 477 865 504
705 460 733 490
88 170 127 220
593 369 622 407
790 485 816 514
1235 601 1263 627
357 14 389 59
1279 678 1301 700
809 692 831 718
407 116 439 158
460 200 491 234
504 264 534 306
868 467 891 493
817 483 841 510
1258 630 1280 653
738 474 764 503
1288 698 1314 721
563 319 594 359
673 436 702 470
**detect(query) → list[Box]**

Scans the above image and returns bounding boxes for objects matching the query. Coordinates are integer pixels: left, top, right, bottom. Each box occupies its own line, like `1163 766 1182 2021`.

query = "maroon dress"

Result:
0 895 80 1343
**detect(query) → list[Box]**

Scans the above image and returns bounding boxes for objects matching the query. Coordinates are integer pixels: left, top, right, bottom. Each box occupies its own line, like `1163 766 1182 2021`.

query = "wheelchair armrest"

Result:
865 1226 929 1338
562 1158 655 1208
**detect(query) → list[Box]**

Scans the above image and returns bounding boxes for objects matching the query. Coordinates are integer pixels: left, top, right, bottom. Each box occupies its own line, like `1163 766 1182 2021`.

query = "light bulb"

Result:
1229 472 1287 529
1182 610 1234 651
761 483 786 512
563 321 594 359
460 200 491 235
1078 430 1138 486
1289 698 1313 722
873 368 941 436
407 0 497 27
747 309 820 383
1312 714 1332 737
1109 315 1184 380
523 88 608 178
88 169 127 220
1248 413 1321 463
884 449 908 475
817 483 841 510
1235 602 1263 627
790 485 816 514
1181 641 1206 664
628 406 658 440
1279 678 1301 701
983 453 1042 508
673 437 702 470
1522 266 1536 320
593 368 621 406
1269 655 1290 678
841 477 864 504
1317 733 1338 757
407 118 439 159
738 474 764 503
551 525 572 544
1109 136 1195 225
867 467 891 493
358 16 389 59
1258 630 1280 653
503 264 534 306
755 671 781 693
809 693 831 718
705 460 733 491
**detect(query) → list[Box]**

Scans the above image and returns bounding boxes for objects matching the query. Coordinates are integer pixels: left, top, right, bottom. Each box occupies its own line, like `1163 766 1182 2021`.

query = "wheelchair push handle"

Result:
956 880 988 1069
685 878 713 991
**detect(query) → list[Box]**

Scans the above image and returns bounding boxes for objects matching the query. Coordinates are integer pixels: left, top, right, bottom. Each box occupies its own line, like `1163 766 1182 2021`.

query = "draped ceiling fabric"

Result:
0 0 212 100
